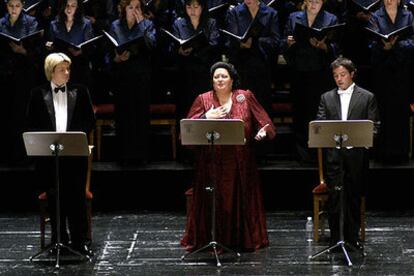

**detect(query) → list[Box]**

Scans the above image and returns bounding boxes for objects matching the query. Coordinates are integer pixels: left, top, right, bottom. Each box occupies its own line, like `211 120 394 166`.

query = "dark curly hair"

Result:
210 62 240 89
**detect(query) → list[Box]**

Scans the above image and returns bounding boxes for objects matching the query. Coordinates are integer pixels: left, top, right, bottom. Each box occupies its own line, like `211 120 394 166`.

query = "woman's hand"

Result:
382 36 397 50
45 41 54 50
133 7 145 23
178 46 193 56
205 105 229 119
287 35 296 47
9 42 27 55
68 47 82 57
255 124 270 141
113 50 130 62
309 37 327 51
240 37 252 49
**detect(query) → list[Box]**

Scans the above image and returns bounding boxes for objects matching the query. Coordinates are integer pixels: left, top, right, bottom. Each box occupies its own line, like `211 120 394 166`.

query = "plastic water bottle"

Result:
306 216 313 242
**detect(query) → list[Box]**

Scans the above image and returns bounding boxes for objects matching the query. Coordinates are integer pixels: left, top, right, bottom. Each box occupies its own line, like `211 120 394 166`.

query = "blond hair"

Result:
44 52 72 81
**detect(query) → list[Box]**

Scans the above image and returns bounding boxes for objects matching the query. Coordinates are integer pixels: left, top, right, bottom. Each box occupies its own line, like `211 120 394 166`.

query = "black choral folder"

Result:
103 30 145 54
349 0 381 12
293 22 346 43
160 28 208 50
53 35 103 51
0 29 43 44
364 25 414 42
219 17 264 43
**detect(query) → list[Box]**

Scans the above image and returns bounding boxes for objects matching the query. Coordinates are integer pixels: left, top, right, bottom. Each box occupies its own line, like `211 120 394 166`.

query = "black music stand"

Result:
180 119 245 267
307 120 373 266
23 131 91 269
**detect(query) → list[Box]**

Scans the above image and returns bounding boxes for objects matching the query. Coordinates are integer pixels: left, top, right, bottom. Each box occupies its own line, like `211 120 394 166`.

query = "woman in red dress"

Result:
181 62 276 252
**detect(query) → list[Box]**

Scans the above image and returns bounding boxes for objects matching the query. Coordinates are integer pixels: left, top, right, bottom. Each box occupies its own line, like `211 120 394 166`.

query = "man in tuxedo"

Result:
26 52 95 256
316 57 380 249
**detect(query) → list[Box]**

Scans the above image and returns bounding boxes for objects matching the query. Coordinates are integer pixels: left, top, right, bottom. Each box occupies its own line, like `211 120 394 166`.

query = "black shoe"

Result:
47 245 70 256
347 240 364 252
71 244 94 257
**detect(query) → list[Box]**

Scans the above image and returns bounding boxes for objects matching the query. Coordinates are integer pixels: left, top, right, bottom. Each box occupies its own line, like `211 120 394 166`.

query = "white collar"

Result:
337 83 355 95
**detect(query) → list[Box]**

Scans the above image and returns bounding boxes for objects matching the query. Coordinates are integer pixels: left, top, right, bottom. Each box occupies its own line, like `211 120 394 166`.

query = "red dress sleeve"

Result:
246 90 276 139
187 94 206 119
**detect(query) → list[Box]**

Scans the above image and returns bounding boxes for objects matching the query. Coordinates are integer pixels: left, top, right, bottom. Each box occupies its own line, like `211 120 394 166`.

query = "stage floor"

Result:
1 211 414 275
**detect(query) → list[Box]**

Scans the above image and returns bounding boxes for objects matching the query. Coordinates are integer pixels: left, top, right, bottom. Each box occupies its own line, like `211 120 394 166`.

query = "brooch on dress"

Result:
236 94 245 103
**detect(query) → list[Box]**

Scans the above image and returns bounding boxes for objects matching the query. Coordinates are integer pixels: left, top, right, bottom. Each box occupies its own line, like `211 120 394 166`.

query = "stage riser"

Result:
1 166 413 212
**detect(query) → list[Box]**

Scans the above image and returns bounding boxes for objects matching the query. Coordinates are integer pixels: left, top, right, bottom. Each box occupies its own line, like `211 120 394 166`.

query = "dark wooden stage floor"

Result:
1 211 414 275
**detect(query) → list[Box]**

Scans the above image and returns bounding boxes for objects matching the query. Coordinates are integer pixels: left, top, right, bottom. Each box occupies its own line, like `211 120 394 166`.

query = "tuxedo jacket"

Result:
26 82 95 134
25 82 95 191
316 84 380 193
316 84 379 129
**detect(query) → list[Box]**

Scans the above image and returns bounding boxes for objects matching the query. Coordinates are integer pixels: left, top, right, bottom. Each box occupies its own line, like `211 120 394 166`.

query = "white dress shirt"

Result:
51 82 68 132
337 83 355 121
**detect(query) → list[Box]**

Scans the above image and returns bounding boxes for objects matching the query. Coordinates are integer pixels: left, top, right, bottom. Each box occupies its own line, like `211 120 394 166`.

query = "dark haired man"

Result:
316 57 380 249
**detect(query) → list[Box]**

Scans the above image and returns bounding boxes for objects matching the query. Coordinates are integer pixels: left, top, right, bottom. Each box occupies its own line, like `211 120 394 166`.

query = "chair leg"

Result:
39 199 47 249
313 196 319 242
86 199 92 242
171 124 177 160
96 124 102 161
360 197 366 242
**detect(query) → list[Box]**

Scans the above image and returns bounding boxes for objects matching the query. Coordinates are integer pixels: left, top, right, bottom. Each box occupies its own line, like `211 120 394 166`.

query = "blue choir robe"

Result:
0 13 42 162
171 16 219 69
225 2 280 112
368 6 414 160
171 16 220 118
281 9 339 72
109 18 156 73
48 17 95 86
226 2 280 63
281 10 339 162
108 18 156 162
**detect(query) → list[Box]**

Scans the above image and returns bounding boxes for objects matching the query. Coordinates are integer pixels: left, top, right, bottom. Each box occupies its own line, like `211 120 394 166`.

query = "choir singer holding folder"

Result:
170 0 220 120
47 0 96 90
108 0 156 165
367 0 414 162
225 0 280 114
281 0 339 163
0 0 43 163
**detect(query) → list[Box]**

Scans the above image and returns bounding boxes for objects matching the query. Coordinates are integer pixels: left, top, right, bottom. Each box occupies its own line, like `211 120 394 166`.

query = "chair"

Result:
91 103 115 161
39 146 94 249
92 103 177 161
149 103 177 160
312 148 366 242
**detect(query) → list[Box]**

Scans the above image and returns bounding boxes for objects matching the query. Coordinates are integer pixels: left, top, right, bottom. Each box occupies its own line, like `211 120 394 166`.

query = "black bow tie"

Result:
54 86 65 93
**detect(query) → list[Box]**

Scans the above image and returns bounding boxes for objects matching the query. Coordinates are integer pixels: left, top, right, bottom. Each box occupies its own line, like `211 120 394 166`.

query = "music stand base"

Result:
29 242 91 269
181 241 241 267
309 240 366 267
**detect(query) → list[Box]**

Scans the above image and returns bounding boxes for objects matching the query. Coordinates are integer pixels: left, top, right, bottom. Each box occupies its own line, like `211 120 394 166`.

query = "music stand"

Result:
307 120 373 266
180 119 245 267
24 131 91 268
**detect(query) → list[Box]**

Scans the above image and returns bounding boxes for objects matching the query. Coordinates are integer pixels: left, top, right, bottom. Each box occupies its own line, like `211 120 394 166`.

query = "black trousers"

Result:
324 148 368 244
37 157 88 247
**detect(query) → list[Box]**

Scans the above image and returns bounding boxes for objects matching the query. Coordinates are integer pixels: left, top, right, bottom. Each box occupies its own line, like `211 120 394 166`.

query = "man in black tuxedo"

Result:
316 57 380 249
26 52 95 256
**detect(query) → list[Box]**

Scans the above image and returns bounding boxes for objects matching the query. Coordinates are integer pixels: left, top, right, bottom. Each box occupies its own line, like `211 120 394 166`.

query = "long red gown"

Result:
181 89 276 252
